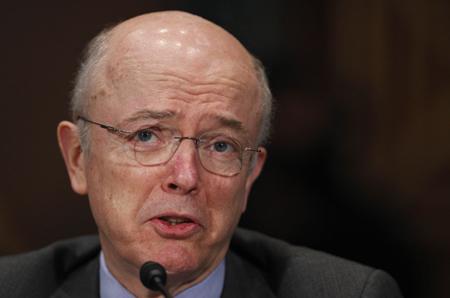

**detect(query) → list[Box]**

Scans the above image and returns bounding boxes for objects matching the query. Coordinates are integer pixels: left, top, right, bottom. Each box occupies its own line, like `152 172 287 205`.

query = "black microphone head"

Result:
140 261 168 291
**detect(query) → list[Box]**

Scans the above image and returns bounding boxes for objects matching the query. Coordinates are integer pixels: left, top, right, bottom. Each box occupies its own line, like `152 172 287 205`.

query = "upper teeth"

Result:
161 216 190 225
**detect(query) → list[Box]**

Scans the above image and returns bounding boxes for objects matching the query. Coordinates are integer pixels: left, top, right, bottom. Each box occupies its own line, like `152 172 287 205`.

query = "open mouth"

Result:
159 216 194 226
152 215 200 237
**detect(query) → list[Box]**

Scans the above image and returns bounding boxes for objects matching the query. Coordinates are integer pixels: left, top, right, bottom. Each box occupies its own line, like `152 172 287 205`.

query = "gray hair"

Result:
70 25 116 153
70 25 274 152
252 56 274 147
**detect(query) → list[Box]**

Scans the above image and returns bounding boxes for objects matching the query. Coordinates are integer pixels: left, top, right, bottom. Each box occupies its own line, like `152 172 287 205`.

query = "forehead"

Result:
90 20 261 136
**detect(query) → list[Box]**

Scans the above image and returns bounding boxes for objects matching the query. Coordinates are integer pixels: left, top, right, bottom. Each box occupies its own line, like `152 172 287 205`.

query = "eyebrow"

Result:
118 109 248 134
119 110 176 126
214 116 248 134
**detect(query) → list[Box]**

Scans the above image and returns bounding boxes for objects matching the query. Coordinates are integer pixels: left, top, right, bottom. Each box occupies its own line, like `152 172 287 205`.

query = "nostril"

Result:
169 183 178 190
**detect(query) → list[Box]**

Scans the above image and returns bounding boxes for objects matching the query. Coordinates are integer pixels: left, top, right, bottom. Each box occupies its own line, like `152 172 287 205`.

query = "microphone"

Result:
140 261 173 298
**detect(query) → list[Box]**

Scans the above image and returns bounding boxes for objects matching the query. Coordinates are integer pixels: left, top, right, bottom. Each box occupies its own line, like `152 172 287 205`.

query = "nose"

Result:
162 138 200 194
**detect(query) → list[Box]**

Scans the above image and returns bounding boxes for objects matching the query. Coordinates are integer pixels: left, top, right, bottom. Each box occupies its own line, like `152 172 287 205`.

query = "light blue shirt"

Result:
99 251 225 298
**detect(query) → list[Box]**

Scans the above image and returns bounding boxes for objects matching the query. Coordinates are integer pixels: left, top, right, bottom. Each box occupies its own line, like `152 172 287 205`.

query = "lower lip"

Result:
150 218 201 238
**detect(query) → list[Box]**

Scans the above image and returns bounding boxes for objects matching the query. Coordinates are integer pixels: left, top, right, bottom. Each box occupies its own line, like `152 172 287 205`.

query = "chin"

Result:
142 243 204 276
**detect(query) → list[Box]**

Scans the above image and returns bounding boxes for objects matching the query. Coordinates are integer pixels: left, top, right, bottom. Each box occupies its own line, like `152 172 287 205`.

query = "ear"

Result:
242 147 267 212
57 121 88 195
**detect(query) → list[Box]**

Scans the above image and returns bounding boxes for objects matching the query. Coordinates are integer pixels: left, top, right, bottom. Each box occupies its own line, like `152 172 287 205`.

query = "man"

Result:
0 11 403 298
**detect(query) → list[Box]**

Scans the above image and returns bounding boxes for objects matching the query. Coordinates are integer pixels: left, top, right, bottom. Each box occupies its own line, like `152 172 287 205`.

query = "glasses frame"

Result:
77 116 261 176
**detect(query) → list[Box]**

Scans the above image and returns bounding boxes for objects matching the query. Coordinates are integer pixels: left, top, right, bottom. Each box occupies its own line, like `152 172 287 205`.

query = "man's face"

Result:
79 23 266 286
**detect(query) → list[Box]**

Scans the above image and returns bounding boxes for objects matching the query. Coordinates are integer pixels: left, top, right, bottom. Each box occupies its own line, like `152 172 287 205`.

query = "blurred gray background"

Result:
2 1 450 297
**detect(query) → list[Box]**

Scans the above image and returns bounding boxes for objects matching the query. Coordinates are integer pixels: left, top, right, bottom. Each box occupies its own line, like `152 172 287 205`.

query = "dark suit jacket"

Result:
0 228 403 297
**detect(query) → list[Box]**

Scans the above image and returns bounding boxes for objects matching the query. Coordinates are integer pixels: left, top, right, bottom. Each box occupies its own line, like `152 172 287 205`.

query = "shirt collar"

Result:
99 251 225 298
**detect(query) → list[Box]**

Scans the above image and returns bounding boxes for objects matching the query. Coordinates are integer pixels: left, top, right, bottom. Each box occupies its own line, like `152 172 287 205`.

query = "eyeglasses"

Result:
78 116 261 176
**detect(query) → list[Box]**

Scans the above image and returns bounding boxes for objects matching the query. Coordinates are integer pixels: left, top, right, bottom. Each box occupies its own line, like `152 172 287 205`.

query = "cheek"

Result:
85 157 162 234
204 176 247 234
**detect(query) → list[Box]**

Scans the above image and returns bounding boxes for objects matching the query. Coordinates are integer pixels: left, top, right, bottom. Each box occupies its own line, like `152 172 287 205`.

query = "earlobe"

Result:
57 121 88 195
242 147 267 212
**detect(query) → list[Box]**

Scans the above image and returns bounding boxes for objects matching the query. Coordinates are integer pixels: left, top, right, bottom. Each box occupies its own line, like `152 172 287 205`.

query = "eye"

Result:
123 123 178 159
137 130 153 143
199 132 243 159
130 128 161 146
213 141 232 153
206 139 238 155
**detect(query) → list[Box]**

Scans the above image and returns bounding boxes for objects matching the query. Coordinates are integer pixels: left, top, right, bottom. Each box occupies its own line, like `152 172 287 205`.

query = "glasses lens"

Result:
123 124 179 166
132 144 176 165
197 132 247 176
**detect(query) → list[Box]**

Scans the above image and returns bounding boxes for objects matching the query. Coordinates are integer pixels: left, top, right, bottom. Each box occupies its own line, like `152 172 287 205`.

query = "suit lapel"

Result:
50 255 100 298
221 250 276 298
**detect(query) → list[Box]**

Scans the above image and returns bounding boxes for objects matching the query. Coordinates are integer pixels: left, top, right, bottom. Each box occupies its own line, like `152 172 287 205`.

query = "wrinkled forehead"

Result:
88 12 262 135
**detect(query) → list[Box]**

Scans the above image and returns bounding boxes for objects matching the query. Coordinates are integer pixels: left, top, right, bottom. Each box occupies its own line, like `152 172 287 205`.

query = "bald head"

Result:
107 11 253 66
71 11 272 149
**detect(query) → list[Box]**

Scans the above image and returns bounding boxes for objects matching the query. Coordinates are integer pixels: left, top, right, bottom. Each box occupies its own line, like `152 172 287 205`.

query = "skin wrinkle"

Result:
107 69 252 104
122 110 248 136
127 69 252 89
119 110 177 126
99 66 256 127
